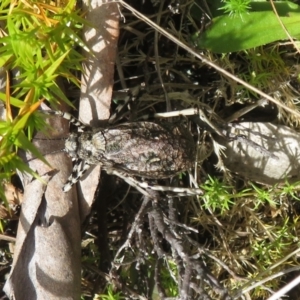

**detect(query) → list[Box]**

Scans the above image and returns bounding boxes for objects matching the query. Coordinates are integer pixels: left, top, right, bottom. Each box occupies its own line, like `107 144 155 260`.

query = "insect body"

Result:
66 121 195 178
47 111 199 194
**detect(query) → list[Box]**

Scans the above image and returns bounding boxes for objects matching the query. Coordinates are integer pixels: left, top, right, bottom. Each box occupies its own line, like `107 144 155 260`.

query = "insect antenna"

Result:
109 85 142 124
29 136 68 160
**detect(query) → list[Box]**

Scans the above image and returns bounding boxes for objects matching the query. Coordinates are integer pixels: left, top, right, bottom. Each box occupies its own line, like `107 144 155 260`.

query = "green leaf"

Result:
15 157 43 182
0 93 25 108
193 8 300 53
0 53 13 68
39 50 71 83
0 151 43 184
0 152 16 166
0 0 11 10
0 120 13 136
12 112 31 132
15 131 51 167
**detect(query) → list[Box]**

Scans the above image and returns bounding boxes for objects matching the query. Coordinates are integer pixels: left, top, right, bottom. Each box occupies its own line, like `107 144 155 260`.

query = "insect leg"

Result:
138 181 203 196
106 169 152 197
108 85 141 124
107 169 203 197
63 159 91 192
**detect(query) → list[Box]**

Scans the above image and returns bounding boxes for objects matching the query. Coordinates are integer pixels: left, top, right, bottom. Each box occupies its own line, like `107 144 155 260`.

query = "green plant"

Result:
219 0 251 17
0 0 87 204
277 180 300 201
160 259 178 297
200 175 236 214
191 0 300 53
250 183 278 209
95 285 125 300
249 217 297 280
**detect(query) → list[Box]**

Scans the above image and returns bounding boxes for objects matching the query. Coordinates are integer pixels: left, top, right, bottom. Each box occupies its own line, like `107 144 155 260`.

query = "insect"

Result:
45 111 202 196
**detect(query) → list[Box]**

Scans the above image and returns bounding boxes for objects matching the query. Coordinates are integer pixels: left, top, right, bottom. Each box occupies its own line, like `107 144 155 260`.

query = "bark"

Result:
4 1 119 299
77 0 120 220
4 115 82 300
220 122 300 184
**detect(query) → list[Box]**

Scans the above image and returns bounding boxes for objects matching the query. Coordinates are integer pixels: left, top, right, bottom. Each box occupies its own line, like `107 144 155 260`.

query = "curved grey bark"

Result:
77 0 120 220
4 1 119 299
4 115 82 300
221 122 300 184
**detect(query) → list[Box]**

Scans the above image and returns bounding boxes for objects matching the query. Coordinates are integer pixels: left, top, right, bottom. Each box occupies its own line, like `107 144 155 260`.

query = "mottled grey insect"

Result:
47 111 202 195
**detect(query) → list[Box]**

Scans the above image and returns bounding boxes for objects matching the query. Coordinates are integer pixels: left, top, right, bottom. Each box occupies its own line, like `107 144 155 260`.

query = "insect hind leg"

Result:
107 169 203 198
